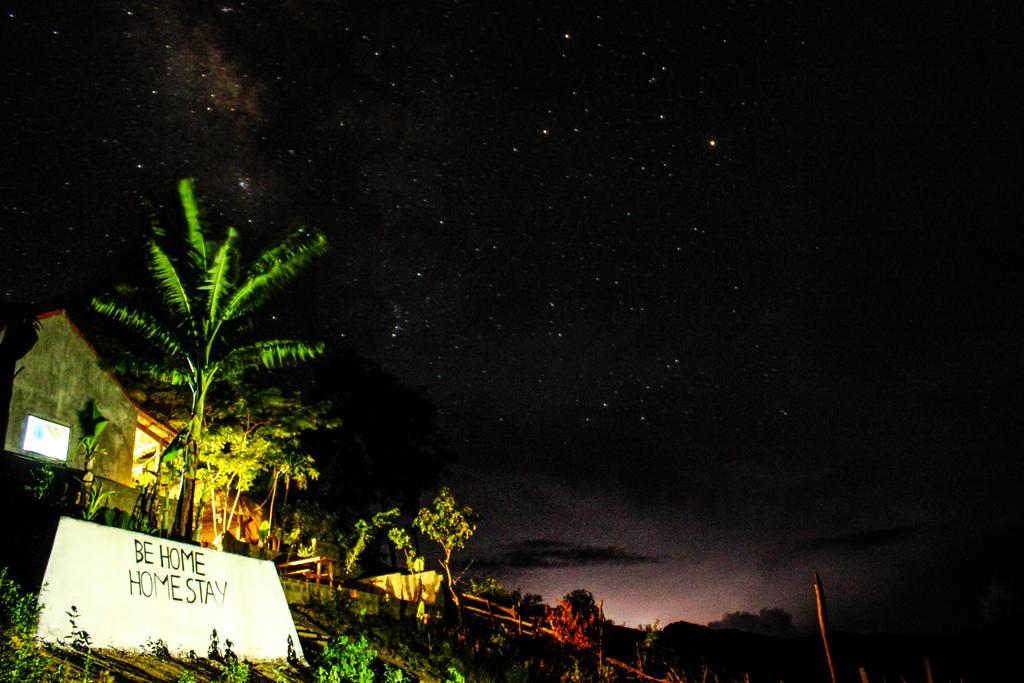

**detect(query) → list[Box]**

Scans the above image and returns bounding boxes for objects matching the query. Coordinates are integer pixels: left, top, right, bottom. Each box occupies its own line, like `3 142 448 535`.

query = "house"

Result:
1 310 175 510
1 309 269 545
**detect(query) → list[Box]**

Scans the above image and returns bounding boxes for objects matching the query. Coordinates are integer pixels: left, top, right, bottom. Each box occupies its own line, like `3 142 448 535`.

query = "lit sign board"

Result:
23 415 70 461
37 517 304 661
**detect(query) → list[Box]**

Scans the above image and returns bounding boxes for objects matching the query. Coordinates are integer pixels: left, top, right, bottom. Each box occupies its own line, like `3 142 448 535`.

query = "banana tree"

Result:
92 178 328 539
76 399 109 508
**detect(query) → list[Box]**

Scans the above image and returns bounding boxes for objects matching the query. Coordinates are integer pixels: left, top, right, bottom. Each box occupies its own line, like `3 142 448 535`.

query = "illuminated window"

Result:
23 415 71 461
133 413 176 495
132 426 160 485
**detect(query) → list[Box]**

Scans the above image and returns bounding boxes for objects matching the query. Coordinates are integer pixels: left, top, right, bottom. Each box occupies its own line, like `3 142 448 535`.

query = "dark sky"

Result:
2 1 1022 634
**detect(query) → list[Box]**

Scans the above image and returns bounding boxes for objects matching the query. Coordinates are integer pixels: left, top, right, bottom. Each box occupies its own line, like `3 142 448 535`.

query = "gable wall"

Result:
4 312 136 486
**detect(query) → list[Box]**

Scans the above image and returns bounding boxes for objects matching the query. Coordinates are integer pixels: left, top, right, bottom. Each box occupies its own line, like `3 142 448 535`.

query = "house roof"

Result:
32 310 177 444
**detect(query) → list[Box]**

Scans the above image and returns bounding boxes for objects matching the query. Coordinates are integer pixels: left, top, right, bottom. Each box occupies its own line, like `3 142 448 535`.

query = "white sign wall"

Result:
36 517 303 661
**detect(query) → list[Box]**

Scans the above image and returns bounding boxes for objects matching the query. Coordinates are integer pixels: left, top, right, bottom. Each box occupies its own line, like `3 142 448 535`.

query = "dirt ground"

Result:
52 608 331 682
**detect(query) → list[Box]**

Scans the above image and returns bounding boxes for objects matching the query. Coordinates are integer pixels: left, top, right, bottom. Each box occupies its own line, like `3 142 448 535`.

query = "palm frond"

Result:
178 178 208 271
223 229 328 321
107 355 191 387
218 339 325 374
146 239 193 323
91 296 186 359
145 199 166 239
203 226 239 325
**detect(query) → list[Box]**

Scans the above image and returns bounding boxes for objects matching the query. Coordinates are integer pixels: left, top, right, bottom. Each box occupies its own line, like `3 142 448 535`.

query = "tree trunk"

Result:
210 487 219 538
226 485 242 537
441 555 462 627
172 385 206 540
171 427 201 539
267 473 279 530
147 445 165 520
172 473 197 540
79 451 96 508
192 484 207 541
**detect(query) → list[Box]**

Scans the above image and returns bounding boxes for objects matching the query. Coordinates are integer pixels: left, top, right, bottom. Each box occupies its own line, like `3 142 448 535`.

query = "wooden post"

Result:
858 666 870 683
814 572 839 683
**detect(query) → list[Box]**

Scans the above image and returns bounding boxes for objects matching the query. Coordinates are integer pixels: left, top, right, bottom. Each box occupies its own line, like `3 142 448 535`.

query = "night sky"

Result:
2 2 1022 635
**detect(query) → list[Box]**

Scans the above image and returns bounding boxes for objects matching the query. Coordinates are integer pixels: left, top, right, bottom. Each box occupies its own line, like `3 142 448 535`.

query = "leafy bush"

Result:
443 664 466 683
340 509 400 578
547 590 600 651
315 634 377 683
0 568 65 683
312 632 416 683
465 577 508 601
220 658 250 683
24 466 55 502
282 500 340 557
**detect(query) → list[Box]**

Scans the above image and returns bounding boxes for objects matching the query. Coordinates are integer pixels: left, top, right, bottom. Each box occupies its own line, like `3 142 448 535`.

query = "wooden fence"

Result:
460 593 681 681
460 592 557 638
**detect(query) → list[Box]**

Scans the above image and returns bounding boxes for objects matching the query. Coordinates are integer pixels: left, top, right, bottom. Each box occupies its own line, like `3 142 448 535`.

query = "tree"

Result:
413 487 478 623
201 385 335 539
91 178 327 538
308 354 454 523
548 589 600 651
386 526 424 573
340 508 400 578
253 389 337 531
199 413 269 541
75 399 109 507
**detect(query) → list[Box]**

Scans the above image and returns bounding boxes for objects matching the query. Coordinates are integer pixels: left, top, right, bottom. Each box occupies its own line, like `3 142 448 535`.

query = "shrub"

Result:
0 568 65 683
24 466 55 502
547 591 599 651
443 664 466 683
220 658 250 683
465 577 508 601
315 634 377 683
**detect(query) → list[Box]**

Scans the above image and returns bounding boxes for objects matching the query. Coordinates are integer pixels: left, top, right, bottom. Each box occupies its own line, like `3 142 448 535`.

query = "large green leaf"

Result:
223 229 328 321
91 296 186 359
146 201 166 239
219 339 325 374
178 178 208 271
202 226 239 326
146 239 193 324
107 355 192 387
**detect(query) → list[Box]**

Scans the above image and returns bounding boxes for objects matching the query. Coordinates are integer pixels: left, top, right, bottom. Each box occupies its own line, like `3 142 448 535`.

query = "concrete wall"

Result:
354 570 444 605
3 312 136 486
38 517 304 661
280 578 443 620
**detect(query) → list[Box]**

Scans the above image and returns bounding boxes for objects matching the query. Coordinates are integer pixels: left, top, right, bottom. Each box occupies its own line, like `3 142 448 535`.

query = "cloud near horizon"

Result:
708 608 801 639
793 524 925 553
474 538 663 570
